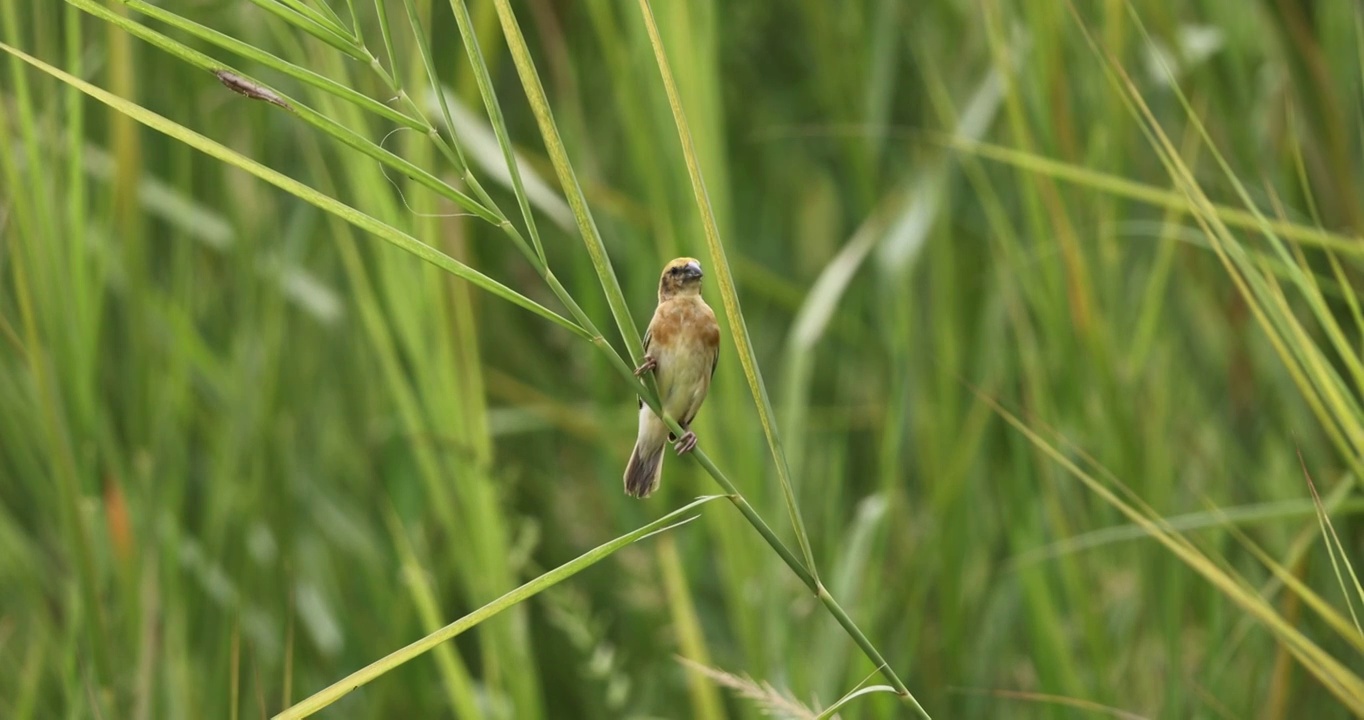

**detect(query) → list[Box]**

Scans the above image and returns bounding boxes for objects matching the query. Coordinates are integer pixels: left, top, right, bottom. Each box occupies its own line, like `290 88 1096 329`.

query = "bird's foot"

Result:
673 431 698 455
633 355 657 377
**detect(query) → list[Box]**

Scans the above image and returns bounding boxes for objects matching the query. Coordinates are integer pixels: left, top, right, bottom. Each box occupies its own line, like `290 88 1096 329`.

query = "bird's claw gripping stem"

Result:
634 355 657 377
674 430 698 455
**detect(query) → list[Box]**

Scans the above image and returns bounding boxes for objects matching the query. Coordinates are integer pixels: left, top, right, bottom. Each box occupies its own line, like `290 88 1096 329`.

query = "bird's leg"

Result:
633 354 657 377
673 430 698 455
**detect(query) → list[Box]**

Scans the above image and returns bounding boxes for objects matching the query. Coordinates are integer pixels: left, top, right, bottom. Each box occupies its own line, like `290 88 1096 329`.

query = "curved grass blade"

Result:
394 0 470 172
814 685 901 720
244 0 366 60
1012 497 1364 566
483 0 681 493
1070 1 1364 485
1120 4 1364 442
488 0 645 357
447 0 548 266
302 0 349 36
978 388 1364 713
939 135 1363 256
270 0 349 41
273 495 726 719
68 0 497 224
106 0 423 130
1222 511 1364 655
0 41 587 339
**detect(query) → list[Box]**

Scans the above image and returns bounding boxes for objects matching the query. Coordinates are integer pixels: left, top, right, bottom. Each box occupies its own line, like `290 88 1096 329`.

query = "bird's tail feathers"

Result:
623 438 666 498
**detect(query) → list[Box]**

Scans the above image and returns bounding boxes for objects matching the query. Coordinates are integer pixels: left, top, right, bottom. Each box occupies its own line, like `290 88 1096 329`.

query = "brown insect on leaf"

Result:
213 69 292 111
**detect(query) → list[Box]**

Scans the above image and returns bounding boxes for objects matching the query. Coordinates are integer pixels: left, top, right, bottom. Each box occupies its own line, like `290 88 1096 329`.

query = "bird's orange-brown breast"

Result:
649 297 718 351
645 295 719 427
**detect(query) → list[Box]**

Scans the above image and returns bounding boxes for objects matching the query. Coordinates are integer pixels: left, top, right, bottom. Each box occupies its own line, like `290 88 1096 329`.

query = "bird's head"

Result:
658 257 704 300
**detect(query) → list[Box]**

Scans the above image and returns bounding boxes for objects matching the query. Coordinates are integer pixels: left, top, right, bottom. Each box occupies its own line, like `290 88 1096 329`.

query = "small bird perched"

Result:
623 257 720 498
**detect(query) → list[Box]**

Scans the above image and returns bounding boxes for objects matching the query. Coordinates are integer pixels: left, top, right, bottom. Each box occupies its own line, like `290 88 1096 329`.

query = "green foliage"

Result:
5 1 1364 718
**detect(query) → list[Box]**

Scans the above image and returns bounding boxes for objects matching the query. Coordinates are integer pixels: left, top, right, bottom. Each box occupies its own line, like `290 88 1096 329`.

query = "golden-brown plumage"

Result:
623 257 720 498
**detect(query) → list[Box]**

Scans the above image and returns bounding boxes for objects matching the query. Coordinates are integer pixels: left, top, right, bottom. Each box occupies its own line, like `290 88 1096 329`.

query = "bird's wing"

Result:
680 342 720 429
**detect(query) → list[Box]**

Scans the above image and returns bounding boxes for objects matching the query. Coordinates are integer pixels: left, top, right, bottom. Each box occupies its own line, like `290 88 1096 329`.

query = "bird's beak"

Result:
685 260 703 279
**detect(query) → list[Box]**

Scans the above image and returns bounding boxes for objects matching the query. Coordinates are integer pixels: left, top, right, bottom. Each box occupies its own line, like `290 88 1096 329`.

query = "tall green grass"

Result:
5 1 1364 718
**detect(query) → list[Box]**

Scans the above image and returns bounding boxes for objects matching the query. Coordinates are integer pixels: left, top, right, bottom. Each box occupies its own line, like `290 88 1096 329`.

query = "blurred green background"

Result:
5 0 1364 718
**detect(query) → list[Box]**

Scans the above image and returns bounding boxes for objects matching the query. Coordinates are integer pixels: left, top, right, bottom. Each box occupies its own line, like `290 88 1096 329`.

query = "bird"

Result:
623 257 720 498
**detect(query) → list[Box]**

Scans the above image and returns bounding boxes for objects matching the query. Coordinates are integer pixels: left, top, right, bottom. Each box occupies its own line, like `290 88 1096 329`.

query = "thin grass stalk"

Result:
340 0 361 42
1012 497 1364 566
1220 510 1364 652
396 0 470 169
938 135 1363 255
308 45 533 713
303 0 348 35
387 0 541 246
980 391 1364 712
1298 458 1364 635
1123 7 1364 416
10 175 113 689
1258 273 1364 446
630 1 926 713
469 0 760 485
1127 45 1364 467
384 0 597 331
245 0 366 60
268 0 349 40
447 0 547 265
631 0 819 579
371 0 399 89
487 0 643 356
